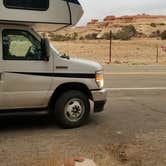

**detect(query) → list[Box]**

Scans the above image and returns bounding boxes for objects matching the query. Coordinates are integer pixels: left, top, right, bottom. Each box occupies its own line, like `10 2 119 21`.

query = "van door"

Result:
0 30 5 109
2 29 52 109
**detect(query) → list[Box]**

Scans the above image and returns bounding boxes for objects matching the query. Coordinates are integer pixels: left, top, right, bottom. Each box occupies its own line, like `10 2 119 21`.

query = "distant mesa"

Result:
87 19 99 25
104 15 116 21
103 14 154 21
89 14 166 25
52 13 166 41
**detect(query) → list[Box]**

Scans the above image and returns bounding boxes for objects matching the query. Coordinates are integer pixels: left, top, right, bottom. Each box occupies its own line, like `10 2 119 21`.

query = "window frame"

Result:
2 29 44 61
3 0 49 11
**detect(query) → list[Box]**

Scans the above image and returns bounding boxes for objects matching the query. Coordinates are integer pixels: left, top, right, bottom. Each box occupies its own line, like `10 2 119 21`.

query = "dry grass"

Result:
4 129 166 166
52 38 166 65
35 129 166 166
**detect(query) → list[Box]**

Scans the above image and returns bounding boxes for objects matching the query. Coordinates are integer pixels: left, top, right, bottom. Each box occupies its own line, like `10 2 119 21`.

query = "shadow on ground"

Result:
0 112 95 132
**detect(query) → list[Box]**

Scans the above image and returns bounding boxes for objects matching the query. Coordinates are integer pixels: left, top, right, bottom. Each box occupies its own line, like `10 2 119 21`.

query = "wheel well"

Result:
48 83 92 111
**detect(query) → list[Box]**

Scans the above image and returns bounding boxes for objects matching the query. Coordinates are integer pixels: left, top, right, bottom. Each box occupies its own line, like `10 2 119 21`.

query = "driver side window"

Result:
2 29 43 60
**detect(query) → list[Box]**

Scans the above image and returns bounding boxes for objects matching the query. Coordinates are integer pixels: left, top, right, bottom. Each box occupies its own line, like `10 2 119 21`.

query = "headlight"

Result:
95 71 104 89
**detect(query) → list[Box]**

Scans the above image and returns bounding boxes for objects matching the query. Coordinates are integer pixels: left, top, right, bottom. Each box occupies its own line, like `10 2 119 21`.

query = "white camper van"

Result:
0 0 107 128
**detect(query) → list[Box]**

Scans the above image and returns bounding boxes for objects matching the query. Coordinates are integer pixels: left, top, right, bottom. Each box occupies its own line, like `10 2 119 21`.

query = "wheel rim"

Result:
64 98 85 122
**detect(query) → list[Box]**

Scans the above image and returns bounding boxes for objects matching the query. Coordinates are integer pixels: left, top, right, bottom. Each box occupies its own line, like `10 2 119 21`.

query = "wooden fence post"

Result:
156 44 159 63
109 30 112 63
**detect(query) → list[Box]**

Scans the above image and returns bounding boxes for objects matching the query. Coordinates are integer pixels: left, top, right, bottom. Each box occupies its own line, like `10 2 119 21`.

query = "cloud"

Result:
78 0 166 25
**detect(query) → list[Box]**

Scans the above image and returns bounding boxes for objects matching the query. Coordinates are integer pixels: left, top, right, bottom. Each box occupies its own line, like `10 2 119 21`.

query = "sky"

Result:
78 0 166 25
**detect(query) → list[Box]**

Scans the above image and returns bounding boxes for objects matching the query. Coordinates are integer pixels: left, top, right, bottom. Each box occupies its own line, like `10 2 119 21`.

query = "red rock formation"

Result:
104 16 116 21
103 14 166 22
87 19 99 25
86 14 166 28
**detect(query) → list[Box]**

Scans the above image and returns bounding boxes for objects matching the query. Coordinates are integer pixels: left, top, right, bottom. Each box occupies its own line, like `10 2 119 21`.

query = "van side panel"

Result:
2 64 52 109
0 27 53 109
0 29 5 108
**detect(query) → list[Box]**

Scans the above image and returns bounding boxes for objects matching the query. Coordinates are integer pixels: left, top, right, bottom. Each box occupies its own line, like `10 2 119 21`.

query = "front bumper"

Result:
91 89 107 112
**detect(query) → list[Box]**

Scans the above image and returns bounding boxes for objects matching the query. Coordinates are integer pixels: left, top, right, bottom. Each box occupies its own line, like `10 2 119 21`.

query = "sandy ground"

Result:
53 38 166 65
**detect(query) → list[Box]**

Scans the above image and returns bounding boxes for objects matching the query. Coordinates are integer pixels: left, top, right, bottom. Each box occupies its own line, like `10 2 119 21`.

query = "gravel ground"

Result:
0 92 166 166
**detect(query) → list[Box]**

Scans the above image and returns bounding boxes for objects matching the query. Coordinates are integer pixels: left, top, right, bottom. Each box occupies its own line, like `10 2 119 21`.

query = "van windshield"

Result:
50 44 60 55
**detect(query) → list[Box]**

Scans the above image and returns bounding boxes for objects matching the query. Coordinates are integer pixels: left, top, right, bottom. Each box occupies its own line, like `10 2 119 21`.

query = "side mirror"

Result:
41 38 50 61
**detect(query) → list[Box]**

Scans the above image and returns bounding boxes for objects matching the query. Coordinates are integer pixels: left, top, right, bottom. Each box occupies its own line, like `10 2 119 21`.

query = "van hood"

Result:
69 58 103 73
56 57 103 74
51 46 103 73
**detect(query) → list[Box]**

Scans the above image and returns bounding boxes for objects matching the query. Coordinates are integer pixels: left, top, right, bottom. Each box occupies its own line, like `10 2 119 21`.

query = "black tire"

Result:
54 90 90 128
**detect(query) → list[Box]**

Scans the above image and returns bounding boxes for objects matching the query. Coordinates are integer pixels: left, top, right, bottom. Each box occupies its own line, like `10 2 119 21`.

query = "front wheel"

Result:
54 90 90 128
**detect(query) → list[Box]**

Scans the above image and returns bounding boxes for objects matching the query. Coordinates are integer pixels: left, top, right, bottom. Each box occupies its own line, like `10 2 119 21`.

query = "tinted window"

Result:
3 30 44 61
4 0 49 11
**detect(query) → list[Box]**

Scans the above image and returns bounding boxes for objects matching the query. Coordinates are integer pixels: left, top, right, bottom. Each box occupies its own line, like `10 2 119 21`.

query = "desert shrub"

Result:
51 34 70 41
114 60 121 64
49 32 79 41
85 33 98 40
150 23 156 27
161 30 166 40
150 30 160 38
101 32 110 40
135 32 146 38
69 32 78 40
156 29 161 35
123 24 136 32
79 36 84 40
113 25 137 40
159 23 165 26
